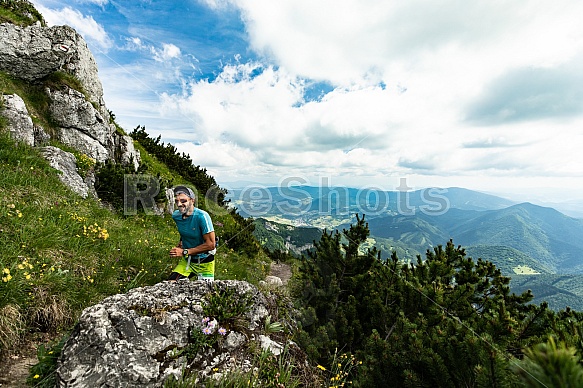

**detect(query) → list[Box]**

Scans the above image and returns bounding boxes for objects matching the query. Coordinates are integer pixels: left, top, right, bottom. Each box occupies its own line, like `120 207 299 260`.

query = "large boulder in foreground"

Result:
56 280 290 387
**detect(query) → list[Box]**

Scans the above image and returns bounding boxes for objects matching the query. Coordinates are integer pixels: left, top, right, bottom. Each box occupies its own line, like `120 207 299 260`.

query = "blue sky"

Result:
31 0 583 204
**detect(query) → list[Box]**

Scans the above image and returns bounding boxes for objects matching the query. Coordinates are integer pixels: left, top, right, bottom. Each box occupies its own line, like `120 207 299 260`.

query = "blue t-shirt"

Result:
172 208 214 257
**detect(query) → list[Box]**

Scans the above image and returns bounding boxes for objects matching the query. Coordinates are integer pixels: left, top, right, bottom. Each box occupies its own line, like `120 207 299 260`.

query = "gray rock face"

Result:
1 94 35 146
0 23 104 115
56 280 286 387
39 146 95 198
0 19 142 192
47 87 113 163
116 132 141 171
1 94 51 146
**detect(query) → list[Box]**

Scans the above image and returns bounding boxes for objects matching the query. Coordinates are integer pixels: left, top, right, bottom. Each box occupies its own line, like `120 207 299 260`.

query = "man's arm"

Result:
185 231 216 256
169 232 214 257
188 231 216 255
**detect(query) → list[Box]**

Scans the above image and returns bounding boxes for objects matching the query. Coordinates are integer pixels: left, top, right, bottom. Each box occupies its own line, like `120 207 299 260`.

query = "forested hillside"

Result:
252 217 322 256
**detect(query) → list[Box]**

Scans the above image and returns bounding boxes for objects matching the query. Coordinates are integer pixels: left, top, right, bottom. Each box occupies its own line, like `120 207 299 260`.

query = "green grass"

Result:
0 0 45 26
0 71 58 138
0 130 269 357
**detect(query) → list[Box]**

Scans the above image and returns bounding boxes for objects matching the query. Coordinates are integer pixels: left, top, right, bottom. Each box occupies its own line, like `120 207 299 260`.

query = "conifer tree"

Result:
293 214 381 360
294 216 583 387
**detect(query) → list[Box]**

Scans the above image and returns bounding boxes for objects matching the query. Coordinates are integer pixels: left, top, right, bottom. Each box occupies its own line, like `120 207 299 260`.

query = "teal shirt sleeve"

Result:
196 209 214 235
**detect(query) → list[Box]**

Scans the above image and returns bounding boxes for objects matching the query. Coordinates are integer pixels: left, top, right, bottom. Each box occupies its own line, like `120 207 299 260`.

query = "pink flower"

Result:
202 317 210 324
202 326 213 335
218 327 227 336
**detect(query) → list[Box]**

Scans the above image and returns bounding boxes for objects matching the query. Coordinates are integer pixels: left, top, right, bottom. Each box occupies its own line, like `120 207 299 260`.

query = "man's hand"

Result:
169 247 184 257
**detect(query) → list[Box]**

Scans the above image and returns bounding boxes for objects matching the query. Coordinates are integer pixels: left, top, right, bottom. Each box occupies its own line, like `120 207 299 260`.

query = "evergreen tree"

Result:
295 216 583 387
512 337 583 387
294 214 381 360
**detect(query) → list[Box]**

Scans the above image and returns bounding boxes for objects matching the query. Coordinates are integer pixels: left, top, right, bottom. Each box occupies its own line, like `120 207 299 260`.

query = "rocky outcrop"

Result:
0 19 141 189
0 22 105 117
40 146 96 198
47 86 113 163
0 93 49 146
56 280 293 387
1 93 35 146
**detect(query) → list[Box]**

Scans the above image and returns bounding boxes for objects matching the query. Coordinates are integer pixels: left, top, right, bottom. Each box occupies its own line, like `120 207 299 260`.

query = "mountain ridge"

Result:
240 186 583 310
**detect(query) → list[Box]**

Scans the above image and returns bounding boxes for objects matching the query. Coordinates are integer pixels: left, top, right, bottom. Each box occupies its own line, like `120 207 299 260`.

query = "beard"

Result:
177 204 189 215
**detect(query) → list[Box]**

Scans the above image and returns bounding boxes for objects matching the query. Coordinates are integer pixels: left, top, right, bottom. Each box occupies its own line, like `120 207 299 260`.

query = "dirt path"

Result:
0 353 36 387
269 262 292 285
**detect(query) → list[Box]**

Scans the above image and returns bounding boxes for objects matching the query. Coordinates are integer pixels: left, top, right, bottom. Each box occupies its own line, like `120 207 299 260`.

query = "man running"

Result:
168 185 216 281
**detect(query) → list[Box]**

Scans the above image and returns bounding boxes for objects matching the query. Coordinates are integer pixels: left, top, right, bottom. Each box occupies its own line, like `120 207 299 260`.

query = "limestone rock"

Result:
0 22 141 168
0 93 51 146
47 86 112 163
56 280 287 387
116 133 141 171
265 275 284 287
0 94 35 146
0 23 104 115
39 146 94 198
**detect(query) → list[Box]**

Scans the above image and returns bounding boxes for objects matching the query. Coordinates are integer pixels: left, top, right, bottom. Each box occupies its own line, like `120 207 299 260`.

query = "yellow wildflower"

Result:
33 374 40 379
3 268 10 274
317 365 326 371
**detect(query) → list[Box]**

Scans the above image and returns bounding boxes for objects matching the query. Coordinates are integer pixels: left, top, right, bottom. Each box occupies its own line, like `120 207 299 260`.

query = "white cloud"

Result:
32 0 583 198
152 43 182 62
197 0 232 10
122 36 148 51
176 140 258 168
228 0 583 86
33 4 113 50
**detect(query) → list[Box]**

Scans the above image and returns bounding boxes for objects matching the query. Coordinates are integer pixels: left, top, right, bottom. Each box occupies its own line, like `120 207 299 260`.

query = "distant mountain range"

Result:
231 186 583 310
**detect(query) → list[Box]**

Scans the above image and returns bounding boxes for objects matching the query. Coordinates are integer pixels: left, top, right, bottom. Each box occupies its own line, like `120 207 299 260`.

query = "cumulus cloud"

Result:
34 4 113 50
222 0 583 87
159 62 414 161
185 0 583 187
